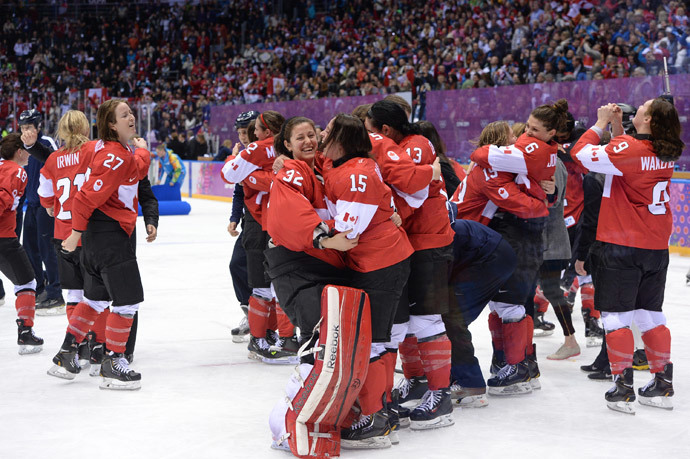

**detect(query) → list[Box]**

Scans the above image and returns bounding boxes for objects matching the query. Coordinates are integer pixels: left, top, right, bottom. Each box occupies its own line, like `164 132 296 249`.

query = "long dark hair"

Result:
649 98 684 162
530 98 569 133
366 100 420 137
322 114 372 163
416 120 449 164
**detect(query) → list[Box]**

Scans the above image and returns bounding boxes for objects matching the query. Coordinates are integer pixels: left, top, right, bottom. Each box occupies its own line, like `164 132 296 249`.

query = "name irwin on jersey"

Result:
57 152 80 169
641 156 674 171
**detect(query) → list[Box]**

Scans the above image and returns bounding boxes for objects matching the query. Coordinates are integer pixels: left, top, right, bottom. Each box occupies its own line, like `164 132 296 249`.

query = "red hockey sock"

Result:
268 306 278 331
91 308 110 343
641 325 672 373
67 302 100 343
15 290 36 327
398 335 424 379
105 313 134 354
503 316 529 365
275 303 295 338
65 302 78 320
488 311 503 352
418 334 452 390
524 316 535 356
534 285 549 314
580 283 599 319
606 327 634 375
358 358 386 416
381 350 398 402
248 295 272 338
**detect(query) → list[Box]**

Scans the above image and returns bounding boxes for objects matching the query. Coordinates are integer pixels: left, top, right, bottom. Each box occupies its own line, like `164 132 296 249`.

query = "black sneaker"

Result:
581 361 608 373
487 361 532 395
605 368 635 414
632 349 649 370
100 353 142 390
394 376 429 404
533 313 555 337
16 319 43 355
341 409 392 449
638 363 673 410
47 333 80 380
35 297 66 316
588 366 612 381
409 388 454 430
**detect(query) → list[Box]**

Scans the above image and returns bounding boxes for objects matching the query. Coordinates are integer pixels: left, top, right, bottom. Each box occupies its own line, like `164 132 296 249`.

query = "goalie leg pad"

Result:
284 285 372 458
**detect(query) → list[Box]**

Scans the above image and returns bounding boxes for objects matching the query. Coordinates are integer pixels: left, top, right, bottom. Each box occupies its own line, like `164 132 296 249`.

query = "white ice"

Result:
1 197 689 459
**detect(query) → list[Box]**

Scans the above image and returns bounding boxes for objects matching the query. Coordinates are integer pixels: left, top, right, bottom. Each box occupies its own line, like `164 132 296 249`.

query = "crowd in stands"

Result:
1 0 688 156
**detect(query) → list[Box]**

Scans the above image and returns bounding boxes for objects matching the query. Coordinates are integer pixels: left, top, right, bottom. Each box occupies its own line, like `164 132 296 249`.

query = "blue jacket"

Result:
156 150 186 186
25 132 57 206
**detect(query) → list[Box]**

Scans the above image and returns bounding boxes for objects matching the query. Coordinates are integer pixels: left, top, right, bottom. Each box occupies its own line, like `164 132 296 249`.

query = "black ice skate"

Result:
605 368 635 415
262 335 299 365
632 349 649 371
449 383 489 408
100 353 141 390
47 333 80 380
341 409 392 450
533 313 555 337
526 345 541 390
394 376 429 405
582 309 604 348
487 361 532 396
409 388 454 430
389 389 411 429
16 319 43 355
77 332 92 370
231 305 249 343
638 363 673 410
247 335 272 361
489 353 506 376
88 339 105 377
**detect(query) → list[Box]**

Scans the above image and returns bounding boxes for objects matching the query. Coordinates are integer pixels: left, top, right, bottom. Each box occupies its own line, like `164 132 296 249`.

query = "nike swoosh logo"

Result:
498 289 509 293
129 177 136 182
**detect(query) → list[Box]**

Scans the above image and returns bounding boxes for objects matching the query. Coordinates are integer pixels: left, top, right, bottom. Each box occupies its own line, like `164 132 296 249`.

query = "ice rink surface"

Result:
1 198 689 459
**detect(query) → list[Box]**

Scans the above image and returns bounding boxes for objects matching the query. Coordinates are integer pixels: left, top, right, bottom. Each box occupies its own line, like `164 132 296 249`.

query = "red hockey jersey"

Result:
562 160 586 228
38 140 96 241
71 140 150 236
221 137 276 226
399 134 453 250
0 158 28 237
322 156 413 273
368 132 433 219
266 159 344 268
570 129 674 250
452 165 549 224
470 133 558 182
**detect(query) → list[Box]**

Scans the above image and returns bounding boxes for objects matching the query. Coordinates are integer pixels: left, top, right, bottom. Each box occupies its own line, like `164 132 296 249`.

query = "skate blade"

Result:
455 394 489 408
410 414 454 431
606 401 635 415
47 365 78 380
638 395 673 410
586 336 603 348
35 306 66 317
341 435 392 449
530 378 542 390
488 382 532 396
533 329 554 337
18 344 43 355
78 359 91 370
262 355 299 365
398 417 410 428
270 440 291 451
388 430 400 445
232 335 249 343
99 378 141 391
247 351 263 361
89 364 102 377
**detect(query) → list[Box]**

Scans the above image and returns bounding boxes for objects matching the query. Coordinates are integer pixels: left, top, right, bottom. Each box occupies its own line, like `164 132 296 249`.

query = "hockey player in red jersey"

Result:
38 110 111 377
221 111 298 363
454 101 567 395
0 133 43 355
55 99 150 390
569 99 684 413
365 100 455 430
321 114 413 449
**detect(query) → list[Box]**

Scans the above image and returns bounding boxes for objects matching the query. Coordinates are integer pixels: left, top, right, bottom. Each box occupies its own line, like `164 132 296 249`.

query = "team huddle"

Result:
214 94 683 457
0 93 683 457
